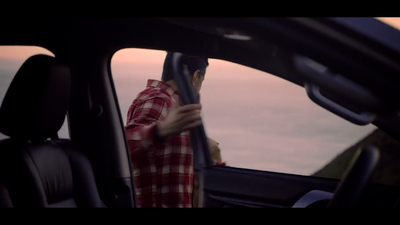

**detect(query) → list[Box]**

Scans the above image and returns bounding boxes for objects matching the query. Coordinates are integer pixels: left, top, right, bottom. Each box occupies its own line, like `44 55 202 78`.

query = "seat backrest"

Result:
0 54 105 207
0 183 12 208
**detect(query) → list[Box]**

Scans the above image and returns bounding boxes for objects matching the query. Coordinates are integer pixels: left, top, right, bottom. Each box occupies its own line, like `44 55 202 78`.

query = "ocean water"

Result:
0 48 377 176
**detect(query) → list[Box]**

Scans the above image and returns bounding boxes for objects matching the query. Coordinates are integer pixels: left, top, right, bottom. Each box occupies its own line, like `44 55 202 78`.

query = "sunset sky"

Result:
0 17 399 175
377 17 400 28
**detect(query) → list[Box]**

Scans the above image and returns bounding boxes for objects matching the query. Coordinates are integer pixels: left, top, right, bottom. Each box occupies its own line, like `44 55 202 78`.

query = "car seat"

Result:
0 54 106 207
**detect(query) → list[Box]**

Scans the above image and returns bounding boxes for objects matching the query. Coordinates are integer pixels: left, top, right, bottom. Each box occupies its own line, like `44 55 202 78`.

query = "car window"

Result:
111 48 385 178
376 17 400 29
0 46 70 139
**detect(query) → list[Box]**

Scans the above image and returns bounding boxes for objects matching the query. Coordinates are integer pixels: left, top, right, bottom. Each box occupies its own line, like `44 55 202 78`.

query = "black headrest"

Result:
0 54 71 141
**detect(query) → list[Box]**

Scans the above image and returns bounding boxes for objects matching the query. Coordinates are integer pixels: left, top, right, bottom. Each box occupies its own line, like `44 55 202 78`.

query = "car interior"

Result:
1 18 400 208
0 54 105 207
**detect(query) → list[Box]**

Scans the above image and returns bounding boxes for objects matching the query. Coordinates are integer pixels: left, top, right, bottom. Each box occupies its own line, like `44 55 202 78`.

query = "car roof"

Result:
2 18 399 84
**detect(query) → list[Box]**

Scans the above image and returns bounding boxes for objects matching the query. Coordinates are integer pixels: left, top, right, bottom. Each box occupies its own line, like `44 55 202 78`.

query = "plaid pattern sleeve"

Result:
125 95 169 157
125 80 194 208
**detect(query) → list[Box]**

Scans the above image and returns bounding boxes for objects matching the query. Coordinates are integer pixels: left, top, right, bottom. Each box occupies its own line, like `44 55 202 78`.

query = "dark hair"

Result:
161 52 209 82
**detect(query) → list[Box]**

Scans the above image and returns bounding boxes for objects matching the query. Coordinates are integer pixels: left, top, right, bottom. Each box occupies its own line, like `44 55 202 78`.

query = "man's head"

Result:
161 52 209 96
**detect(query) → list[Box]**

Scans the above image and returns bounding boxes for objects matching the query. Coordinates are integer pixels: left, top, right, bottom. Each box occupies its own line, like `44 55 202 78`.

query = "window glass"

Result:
0 46 70 139
111 48 377 176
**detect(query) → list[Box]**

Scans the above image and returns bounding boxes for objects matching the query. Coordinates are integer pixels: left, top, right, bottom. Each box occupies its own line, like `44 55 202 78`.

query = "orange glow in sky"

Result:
0 46 54 60
377 17 400 29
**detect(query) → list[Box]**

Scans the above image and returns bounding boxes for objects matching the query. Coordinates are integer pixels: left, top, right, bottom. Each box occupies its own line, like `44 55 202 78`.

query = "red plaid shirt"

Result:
125 79 194 208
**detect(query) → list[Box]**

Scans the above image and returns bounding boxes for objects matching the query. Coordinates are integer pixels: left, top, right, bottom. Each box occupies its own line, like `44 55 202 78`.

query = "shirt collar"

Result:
146 79 178 97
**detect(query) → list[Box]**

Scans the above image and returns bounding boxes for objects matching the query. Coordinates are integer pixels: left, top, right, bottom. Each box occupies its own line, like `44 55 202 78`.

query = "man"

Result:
125 52 209 208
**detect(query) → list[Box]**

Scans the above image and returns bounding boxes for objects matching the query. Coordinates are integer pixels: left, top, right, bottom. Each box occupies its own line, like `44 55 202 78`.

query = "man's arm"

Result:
126 96 203 158
125 97 169 158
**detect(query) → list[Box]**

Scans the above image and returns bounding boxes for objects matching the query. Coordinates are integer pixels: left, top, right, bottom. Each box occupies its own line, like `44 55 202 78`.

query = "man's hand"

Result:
157 101 202 139
208 137 226 166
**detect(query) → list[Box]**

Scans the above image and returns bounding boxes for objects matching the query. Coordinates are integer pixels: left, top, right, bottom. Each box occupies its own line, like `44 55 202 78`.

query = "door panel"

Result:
202 166 338 208
202 166 400 208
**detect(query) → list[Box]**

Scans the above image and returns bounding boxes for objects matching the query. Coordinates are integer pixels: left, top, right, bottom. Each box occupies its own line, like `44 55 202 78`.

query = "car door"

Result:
171 52 348 208
170 18 400 208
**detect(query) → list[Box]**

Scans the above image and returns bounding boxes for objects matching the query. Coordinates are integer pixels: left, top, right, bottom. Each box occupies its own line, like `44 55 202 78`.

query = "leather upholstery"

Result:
0 183 12 208
0 54 70 141
0 54 106 207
